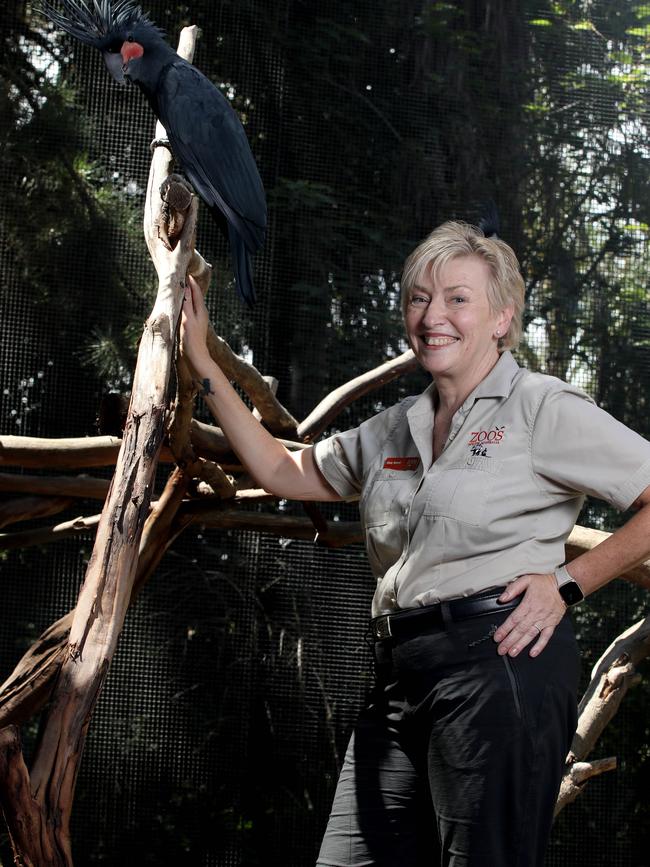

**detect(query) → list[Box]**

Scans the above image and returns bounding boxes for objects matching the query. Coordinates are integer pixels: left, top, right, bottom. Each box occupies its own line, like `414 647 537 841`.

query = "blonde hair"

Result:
400 221 525 352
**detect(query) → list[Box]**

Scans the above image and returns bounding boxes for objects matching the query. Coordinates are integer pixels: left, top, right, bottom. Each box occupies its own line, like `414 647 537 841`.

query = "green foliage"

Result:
0 5 150 433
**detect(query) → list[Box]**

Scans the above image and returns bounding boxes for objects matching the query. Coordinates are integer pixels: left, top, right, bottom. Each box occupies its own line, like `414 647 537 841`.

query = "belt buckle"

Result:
374 616 392 640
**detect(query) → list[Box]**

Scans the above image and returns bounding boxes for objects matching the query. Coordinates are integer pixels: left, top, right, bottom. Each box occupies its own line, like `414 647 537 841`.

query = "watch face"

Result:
559 581 584 606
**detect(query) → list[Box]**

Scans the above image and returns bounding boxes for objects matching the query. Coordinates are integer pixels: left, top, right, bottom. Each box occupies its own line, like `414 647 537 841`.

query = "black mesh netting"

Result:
1 1 650 865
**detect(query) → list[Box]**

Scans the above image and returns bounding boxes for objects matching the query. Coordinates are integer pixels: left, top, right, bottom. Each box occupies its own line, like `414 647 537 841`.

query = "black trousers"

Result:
316 607 579 867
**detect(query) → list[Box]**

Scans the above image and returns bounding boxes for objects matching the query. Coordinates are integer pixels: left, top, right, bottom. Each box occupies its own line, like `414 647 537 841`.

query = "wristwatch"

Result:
554 564 585 607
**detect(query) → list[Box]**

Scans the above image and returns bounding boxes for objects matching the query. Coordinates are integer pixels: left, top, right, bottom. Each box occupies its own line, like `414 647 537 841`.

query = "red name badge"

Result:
383 456 420 471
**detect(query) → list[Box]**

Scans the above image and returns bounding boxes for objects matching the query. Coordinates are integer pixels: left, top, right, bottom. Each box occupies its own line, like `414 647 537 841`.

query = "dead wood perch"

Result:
554 612 650 815
0 727 52 865
297 349 418 442
0 495 74 530
0 434 124 469
555 757 618 815
0 472 110 500
0 469 189 732
205 326 298 436
0 512 102 550
0 26 202 866
174 504 363 548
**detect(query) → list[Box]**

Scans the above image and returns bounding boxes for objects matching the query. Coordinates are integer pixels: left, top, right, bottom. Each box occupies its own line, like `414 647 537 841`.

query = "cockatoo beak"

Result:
103 51 126 83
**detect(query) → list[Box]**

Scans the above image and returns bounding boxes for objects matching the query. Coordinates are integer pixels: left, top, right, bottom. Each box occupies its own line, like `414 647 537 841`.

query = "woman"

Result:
180 221 650 866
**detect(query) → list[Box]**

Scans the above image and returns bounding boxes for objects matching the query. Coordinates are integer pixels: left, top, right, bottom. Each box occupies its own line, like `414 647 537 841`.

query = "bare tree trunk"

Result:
0 727 52 867
0 27 201 866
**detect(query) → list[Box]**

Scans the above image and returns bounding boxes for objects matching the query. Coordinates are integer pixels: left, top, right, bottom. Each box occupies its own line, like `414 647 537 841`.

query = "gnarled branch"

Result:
554 612 650 815
297 349 418 442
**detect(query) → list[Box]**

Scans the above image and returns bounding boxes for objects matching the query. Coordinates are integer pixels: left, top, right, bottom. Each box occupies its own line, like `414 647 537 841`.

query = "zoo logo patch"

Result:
467 426 506 457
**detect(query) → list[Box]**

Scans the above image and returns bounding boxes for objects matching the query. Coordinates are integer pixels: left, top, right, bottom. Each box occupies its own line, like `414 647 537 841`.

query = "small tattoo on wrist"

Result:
198 378 215 397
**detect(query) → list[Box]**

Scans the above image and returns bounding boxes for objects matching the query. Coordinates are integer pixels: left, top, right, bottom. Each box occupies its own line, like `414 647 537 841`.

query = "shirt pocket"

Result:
423 456 503 526
360 466 420 527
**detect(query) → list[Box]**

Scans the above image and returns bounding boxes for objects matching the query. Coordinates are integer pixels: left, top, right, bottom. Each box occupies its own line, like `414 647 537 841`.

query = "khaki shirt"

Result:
313 352 650 616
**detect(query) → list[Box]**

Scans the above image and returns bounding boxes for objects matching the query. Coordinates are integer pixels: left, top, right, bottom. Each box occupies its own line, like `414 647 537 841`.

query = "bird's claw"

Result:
156 174 193 249
156 221 174 251
149 137 173 155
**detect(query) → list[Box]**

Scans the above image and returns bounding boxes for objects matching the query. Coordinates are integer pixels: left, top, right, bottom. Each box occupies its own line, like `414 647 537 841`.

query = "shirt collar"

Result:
405 352 520 470
407 351 520 420
461 351 520 409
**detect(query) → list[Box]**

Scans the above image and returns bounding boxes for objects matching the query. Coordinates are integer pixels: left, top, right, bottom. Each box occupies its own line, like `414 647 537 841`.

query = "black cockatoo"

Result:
41 0 266 306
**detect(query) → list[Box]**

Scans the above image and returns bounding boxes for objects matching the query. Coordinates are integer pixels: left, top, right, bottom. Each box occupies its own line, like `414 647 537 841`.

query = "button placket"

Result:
445 407 470 449
389 471 424 603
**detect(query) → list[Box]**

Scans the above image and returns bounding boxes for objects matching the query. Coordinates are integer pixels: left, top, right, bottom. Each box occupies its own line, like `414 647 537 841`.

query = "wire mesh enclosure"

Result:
1 1 650 864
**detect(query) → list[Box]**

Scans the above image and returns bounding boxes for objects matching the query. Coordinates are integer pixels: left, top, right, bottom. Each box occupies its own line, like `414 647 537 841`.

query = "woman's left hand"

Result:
493 573 567 658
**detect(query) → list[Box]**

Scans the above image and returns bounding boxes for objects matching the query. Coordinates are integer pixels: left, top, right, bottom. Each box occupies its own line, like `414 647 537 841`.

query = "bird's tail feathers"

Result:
228 224 257 308
229 206 265 255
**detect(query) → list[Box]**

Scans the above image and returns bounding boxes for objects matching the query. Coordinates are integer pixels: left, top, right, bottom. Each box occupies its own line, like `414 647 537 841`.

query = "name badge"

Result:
383 457 420 471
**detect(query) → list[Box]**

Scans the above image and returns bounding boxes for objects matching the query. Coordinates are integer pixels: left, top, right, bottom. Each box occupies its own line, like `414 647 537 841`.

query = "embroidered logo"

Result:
468 426 505 445
383 457 420 471
467 426 505 457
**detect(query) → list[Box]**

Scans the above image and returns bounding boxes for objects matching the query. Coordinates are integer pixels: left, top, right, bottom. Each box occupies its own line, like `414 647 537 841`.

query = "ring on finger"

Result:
532 623 542 634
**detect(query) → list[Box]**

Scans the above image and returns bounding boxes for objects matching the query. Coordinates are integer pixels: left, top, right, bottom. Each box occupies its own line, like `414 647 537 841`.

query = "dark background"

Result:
1 1 650 864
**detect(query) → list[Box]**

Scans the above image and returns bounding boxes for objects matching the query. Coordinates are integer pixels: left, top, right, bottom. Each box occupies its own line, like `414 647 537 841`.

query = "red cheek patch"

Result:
121 41 144 63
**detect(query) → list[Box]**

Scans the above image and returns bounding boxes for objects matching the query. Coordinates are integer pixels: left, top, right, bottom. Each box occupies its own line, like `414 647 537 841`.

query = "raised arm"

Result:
180 277 342 502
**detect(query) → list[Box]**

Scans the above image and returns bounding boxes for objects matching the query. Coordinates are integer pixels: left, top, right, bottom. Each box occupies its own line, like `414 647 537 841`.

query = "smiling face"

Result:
404 254 513 387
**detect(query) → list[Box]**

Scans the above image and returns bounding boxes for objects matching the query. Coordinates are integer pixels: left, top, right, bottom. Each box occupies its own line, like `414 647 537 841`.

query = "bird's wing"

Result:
157 60 266 251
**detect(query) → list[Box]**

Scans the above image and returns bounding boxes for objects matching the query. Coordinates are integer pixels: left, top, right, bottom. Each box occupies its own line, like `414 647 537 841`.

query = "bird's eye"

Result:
127 35 134 42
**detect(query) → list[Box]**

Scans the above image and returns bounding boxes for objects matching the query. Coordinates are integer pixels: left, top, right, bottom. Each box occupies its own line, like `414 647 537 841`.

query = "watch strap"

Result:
554 564 585 606
554 564 574 587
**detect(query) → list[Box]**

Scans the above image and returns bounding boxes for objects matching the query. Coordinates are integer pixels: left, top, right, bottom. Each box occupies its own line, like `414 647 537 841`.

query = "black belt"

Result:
370 587 519 641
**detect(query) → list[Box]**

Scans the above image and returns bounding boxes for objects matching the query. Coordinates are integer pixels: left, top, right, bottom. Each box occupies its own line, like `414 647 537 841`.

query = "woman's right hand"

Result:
180 276 213 375
178 276 341 502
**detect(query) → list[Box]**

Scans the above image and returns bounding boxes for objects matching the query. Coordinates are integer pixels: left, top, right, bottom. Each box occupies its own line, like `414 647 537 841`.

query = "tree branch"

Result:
175 503 363 548
0 495 74 530
297 349 418 442
205 327 299 436
0 513 101 550
0 435 125 469
554 613 650 815
0 472 110 500
555 757 618 816
0 469 190 732
0 726 51 866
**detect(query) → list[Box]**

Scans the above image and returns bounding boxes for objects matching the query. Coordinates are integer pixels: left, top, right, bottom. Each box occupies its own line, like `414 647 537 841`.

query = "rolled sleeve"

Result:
312 400 415 501
532 385 650 510
313 429 363 500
